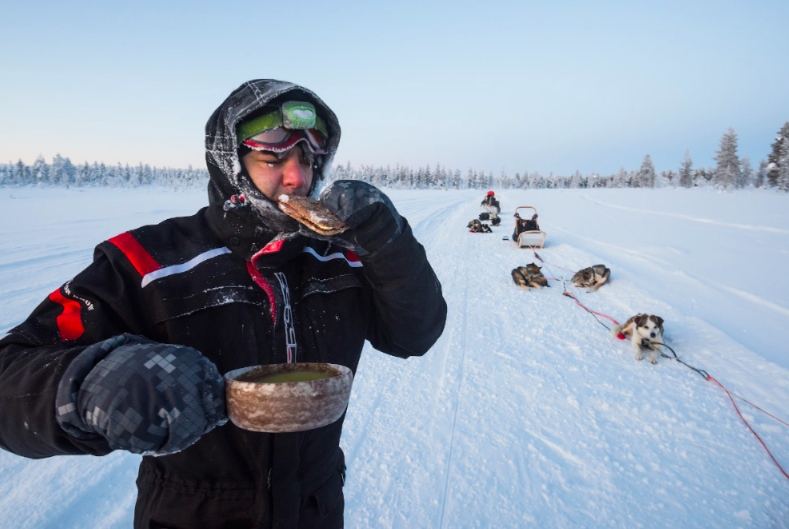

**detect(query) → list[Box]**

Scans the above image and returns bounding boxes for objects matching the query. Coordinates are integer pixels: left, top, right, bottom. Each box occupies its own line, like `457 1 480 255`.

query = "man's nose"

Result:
282 158 309 189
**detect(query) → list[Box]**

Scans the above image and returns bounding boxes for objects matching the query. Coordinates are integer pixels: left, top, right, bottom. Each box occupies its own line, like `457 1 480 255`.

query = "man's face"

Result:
242 145 314 200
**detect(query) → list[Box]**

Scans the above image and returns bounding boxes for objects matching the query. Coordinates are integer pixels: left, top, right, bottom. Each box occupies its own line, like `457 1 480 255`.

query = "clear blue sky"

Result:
1 0 787 176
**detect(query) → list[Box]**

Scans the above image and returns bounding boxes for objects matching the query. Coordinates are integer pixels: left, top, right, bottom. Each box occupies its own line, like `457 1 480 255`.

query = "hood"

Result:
204 79 341 235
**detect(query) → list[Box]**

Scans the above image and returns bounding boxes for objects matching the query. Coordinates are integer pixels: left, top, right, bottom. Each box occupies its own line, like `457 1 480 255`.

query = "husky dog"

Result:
523 263 549 288
612 314 665 364
571 265 611 292
467 219 492 233
511 263 549 291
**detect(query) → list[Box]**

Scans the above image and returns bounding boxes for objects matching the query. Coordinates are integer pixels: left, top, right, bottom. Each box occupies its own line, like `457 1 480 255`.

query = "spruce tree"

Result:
50 154 65 186
779 135 789 192
32 155 48 186
679 150 693 188
713 128 740 191
755 160 768 188
13 160 25 185
638 155 656 188
767 122 789 187
739 156 753 188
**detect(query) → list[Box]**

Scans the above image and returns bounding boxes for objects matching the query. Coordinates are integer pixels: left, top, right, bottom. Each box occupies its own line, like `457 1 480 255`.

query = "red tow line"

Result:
562 291 624 338
708 376 789 480
530 248 625 337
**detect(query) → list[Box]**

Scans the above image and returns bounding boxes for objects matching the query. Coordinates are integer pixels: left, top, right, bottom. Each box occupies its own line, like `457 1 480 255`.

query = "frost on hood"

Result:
205 80 341 238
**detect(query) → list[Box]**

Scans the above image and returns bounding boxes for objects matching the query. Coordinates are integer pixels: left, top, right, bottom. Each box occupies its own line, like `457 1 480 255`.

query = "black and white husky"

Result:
612 314 665 364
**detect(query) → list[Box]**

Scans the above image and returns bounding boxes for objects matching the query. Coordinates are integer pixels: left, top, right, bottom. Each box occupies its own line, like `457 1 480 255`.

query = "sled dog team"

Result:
470 192 665 364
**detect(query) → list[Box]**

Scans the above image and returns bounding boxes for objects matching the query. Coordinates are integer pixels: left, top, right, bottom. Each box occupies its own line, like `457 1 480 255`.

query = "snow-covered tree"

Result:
75 162 89 187
767 122 789 187
50 154 66 186
755 159 768 188
713 127 740 191
32 155 48 186
738 156 753 188
679 150 693 188
778 134 789 192
637 155 656 188
570 170 583 188
661 170 675 187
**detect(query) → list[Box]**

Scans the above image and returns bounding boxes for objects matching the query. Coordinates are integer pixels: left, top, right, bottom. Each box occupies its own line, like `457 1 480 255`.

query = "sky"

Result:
1 0 788 176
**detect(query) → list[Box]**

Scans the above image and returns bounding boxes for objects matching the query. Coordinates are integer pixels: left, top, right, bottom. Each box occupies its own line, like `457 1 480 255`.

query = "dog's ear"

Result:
652 316 664 328
635 314 648 327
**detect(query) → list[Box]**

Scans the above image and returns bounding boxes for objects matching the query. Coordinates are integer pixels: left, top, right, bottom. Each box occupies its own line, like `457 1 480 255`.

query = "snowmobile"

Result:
512 206 546 248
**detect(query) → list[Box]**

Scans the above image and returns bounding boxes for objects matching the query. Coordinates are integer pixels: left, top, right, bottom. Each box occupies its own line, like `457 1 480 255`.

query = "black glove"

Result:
56 334 227 456
316 180 404 256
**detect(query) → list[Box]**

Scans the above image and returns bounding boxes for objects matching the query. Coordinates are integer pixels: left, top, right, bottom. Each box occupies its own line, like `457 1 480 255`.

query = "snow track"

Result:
1 187 788 528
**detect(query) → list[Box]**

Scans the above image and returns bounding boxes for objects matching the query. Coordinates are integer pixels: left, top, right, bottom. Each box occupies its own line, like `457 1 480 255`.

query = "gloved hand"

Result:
56 334 227 456
315 180 404 256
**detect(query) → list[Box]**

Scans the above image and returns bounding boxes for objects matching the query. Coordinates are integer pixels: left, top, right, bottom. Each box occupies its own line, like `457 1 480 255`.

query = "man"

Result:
0 80 447 528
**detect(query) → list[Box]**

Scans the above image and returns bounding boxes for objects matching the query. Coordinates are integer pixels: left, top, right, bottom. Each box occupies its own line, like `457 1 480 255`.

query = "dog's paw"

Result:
649 360 658 365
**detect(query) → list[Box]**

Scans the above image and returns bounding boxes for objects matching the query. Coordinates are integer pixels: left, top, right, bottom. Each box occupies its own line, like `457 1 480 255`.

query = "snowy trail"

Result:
345 190 789 528
0 188 788 528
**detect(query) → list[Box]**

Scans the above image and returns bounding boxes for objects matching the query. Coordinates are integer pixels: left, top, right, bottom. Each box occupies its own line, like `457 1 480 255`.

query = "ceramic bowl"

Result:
224 363 353 433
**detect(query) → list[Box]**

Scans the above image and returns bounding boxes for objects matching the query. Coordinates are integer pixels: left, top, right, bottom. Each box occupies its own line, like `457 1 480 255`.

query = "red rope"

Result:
562 291 620 326
707 376 789 480
730 393 789 428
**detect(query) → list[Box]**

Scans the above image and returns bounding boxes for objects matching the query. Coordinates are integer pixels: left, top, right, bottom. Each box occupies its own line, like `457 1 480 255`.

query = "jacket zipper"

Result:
274 272 297 364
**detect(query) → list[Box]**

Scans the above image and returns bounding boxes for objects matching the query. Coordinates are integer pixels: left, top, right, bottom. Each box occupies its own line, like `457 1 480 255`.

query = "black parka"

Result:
0 80 447 528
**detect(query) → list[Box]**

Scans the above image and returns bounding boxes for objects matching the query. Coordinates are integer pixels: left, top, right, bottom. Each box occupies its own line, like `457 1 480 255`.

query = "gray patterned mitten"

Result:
317 180 404 256
56 334 227 456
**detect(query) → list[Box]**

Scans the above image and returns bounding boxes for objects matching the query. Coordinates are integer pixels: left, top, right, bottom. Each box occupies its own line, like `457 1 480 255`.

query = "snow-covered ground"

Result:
0 187 787 528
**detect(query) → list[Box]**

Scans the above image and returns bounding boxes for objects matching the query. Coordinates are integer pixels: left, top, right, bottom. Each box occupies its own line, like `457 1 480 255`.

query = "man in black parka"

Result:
0 80 447 528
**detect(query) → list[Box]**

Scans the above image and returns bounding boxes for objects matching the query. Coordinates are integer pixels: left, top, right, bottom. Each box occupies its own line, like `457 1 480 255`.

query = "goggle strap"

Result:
243 135 327 155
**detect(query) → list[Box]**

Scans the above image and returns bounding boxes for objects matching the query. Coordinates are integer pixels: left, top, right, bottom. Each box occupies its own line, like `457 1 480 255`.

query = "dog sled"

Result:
513 206 546 248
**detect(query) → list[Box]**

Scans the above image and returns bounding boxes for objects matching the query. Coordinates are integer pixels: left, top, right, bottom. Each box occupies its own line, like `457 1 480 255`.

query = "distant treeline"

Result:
0 156 208 189
3 123 788 191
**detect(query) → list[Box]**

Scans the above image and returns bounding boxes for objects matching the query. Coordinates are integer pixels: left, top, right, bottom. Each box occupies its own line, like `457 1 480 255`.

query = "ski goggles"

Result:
237 101 329 155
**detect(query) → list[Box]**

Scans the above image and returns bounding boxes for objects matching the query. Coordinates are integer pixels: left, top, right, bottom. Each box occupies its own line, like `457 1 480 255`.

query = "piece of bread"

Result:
277 195 349 236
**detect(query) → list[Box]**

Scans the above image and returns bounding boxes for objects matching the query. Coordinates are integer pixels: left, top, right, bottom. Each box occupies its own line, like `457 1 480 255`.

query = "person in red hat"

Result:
480 191 501 225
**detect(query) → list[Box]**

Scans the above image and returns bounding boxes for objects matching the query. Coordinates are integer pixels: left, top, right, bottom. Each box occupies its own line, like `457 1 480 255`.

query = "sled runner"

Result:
513 206 546 248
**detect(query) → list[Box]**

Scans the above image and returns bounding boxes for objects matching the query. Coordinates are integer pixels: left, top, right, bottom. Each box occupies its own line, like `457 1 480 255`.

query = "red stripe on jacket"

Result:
108 232 162 275
49 289 84 341
250 239 284 269
246 262 276 325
